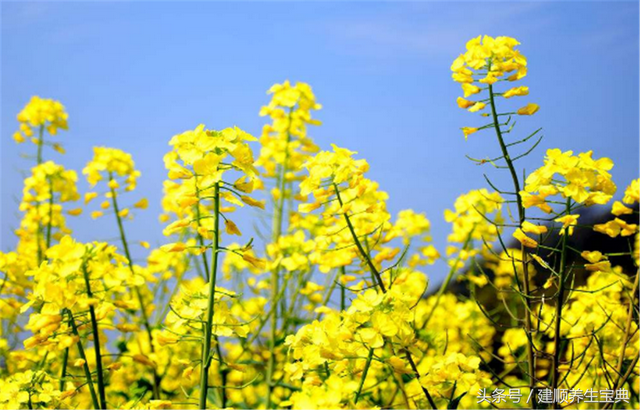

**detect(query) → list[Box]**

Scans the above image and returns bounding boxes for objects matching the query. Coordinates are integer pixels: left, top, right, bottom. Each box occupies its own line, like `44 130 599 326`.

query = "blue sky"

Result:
1 1 638 282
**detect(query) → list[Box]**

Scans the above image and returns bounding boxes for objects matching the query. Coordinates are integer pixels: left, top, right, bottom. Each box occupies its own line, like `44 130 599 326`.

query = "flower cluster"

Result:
161 125 263 252
515 149 619 248
13 96 68 144
444 189 504 273
257 80 321 180
16 161 80 260
22 237 132 348
541 268 639 395
284 282 425 407
84 147 140 191
593 179 639 238
452 36 538 139
523 149 616 209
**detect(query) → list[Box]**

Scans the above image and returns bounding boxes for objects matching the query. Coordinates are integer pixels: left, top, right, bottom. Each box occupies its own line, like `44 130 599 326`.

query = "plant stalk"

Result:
488 82 537 407
108 174 161 399
68 310 100 410
82 263 107 410
266 111 292 408
334 183 386 292
199 183 222 409
46 177 54 249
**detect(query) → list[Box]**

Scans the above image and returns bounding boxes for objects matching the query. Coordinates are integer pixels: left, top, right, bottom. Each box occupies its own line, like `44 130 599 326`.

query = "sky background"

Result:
1 1 638 284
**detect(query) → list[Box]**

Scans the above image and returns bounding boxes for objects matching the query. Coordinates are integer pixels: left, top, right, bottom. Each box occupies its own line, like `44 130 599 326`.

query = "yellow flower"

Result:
225 220 242 236
461 127 479 140
581 250 604 264
503 86 529 98
148 400 173 409
520 191 553 213
445 189 504 263
240 195 265 209
513 228 538 248
521 221 548 235
156 332 179 345
83 147 140 190
479 74 498 84
107 363 122 371
161 242 187 253
298 202 321 213
242 253 266 270
456 97 475 109
13 131 25 143
622 179 639 204
555 214 580 236
461 83 481 97
517 103 539 115
612 201 632 216
523 149 616 209
14 96 69 144
594 218 638 238
67 208 83 216
468 102 486 112
53 143 65 154
134 198 149 209
84 192 98 204
108 179 120 190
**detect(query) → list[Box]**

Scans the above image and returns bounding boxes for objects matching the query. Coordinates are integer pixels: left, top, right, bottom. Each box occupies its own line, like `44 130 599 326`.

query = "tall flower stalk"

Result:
160 125 262 409
256 81 321 408
451 35 631 410
83 147 163 399
486 79 537 404
199 183 221 409
451 36 541 405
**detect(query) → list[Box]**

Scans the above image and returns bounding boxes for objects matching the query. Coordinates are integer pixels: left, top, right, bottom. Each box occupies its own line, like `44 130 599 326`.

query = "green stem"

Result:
67 310 100 410
35 125 46 264
46 177 54 249
488 81 537 407
199 183 221 410
215 339 228 408
36 226 44 264
108 174 161 399
551 200 571 392
194 175 210 280
405 350 437 409
340 267 346 311
36 125 44 165
604 349 640 410
82 263 107 410
354 348 374 403
334 184 436 407
611 271 639 392
487 84 523 219
59 347 69 391
266 111 292 408
334 183 386 292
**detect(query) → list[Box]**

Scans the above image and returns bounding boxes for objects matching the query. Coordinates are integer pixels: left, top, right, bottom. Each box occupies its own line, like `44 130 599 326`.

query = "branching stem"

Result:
108 173 161 399
488 80 537 408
